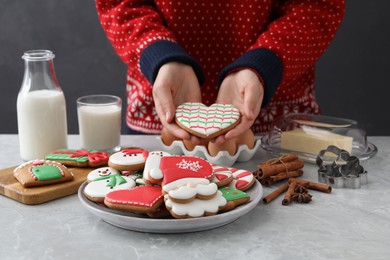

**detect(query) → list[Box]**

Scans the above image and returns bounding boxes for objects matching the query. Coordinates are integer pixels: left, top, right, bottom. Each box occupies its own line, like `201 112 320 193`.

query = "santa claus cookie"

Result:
104 186 164 213
108 148 148 171
45 149 109 167
167 182 219 204
175 102 241 139
84 174 136 203
228 167 256 191
164 190 227 219
13 159 74 187
143 151 171 185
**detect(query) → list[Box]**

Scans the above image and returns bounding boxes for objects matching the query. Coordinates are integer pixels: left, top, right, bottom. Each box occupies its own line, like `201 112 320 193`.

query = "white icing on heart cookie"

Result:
164 190 227 218
175 102 240 137
143 151 171 185
87 167 121 182
84 174 135 200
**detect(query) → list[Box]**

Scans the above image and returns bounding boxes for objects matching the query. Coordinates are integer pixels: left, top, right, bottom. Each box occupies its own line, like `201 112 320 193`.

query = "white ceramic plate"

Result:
78 181 263 233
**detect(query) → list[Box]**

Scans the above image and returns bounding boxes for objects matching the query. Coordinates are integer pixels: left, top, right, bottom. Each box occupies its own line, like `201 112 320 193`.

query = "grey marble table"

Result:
1 135 389 260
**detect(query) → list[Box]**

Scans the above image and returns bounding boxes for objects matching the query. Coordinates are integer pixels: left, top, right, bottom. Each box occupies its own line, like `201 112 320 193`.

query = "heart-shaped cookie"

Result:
175 102 241 139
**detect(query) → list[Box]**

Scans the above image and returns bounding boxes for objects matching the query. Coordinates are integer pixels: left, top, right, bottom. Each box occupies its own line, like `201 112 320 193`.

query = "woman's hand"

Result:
215 69 264 144
153 62 202 143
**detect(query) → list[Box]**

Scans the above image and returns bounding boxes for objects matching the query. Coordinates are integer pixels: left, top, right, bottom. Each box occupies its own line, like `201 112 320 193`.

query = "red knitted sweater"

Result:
96 0 345 134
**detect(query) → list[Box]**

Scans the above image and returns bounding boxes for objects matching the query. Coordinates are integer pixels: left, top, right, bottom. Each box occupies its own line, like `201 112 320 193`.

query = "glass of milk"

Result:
77 95 122 152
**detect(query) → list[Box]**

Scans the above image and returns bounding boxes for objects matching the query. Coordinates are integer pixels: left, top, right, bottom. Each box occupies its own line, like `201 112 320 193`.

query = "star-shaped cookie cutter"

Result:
316 145 367 189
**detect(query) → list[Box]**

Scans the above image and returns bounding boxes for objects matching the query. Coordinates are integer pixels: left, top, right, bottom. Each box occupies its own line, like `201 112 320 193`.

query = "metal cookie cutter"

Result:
316 145 367 189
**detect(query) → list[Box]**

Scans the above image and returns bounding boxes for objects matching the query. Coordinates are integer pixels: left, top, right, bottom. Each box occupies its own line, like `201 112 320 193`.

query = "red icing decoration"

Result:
235 180 249 189
215 173 228 181
160 156 213 180
121 148 149 159
162 168 204 186
88 152 109 165
236 171 251 178
105 186 162 207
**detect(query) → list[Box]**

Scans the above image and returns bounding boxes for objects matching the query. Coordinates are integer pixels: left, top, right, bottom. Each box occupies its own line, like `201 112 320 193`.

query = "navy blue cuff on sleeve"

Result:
218 48 283 107
140 40 205 86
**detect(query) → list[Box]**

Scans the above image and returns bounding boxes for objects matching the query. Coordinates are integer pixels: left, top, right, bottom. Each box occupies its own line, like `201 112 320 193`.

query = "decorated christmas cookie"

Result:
175 102 241 139
160 155 214 180
143 151 171 185
167 182 219 203
104 186 164 213
84 174 136 203
108 148 148 171
219 187 251 212
13 159 74 187
45 149 109 167
210 164 234 187
228 167 256 191
164 190 227 219
87 167 121 182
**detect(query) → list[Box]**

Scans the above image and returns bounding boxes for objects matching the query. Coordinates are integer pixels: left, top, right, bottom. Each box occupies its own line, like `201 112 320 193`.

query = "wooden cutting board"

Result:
0 166 94 205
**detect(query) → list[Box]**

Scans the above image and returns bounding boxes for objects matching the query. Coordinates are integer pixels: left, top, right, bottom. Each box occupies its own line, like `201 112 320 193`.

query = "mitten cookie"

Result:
45 149 109 167
13 159 74 187
104 186 163 213
175 102 241 139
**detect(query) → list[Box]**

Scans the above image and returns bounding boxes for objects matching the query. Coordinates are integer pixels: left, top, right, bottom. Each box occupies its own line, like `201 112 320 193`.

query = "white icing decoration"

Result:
163 178 210 193
143 151 170 182
168 183 218 200
176 159 203 172
228 168 254 189
13 159 65 173
165 191 227 217
109 151 145 166
84 176 135 198
87 167 120 182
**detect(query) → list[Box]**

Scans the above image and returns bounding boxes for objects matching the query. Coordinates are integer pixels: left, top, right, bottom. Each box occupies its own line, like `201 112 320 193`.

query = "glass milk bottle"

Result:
17 50 68 161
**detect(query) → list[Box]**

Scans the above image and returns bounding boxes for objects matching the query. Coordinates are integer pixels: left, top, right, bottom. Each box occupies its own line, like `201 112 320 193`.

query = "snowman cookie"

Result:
175 102 241 139
13 159 74 187
143 151 171 185
108 148 148 171
87 167 121 182
84 174 136 203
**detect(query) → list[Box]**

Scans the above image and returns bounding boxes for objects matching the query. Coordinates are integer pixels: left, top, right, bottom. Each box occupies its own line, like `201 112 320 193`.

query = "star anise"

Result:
291 192 312 203
294 184 308 194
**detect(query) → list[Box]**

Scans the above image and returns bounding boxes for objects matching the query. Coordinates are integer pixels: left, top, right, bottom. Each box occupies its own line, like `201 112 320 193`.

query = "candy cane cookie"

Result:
228 167 256 191
210 164 234 187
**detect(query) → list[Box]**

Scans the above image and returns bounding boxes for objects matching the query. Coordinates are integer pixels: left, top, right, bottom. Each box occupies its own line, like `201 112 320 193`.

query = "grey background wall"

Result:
0 0 389 135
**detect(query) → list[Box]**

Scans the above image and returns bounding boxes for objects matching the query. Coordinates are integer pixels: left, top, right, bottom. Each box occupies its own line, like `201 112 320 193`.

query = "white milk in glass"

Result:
17 89 68 161
78 104 121 151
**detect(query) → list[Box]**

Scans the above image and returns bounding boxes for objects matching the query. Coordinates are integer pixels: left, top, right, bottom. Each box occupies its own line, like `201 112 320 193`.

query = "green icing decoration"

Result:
219 187 250 201
94 174 127 188
45 153 89 163
32 165 63 181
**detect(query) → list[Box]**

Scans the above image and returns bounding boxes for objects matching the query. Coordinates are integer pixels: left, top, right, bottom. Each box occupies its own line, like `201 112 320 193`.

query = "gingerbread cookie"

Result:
228 167 256 191
104 186 163 213
210 164 234 187
108 148 148 171
160 155 214 180
45 149 109 167
13 159 74 187
167 182 219 203
87 167 121 182
143 151 171 185
84 174 136 203
164 190 227 219
219 187 251 212
175 102 241 139
162 168 212 194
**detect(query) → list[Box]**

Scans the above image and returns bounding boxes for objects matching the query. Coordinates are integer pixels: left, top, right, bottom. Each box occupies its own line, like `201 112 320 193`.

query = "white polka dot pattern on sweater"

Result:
95 0 345 134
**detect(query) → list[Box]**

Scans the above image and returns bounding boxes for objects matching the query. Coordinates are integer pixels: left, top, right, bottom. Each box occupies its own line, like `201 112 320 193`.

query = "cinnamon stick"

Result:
262 183 289 204
255 160 304 179
282 181 297 205
288 178 332 193
270 170 303 182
